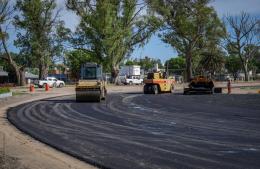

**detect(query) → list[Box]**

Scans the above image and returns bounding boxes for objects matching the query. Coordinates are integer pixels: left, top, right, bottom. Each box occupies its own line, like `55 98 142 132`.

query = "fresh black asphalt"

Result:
7 93 260 169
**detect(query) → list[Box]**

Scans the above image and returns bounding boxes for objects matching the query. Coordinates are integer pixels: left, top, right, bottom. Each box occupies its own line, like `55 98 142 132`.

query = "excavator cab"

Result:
75 63 107 102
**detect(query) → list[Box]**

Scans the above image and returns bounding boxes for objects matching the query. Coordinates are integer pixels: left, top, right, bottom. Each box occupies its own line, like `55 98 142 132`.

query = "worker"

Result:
227 79 231 94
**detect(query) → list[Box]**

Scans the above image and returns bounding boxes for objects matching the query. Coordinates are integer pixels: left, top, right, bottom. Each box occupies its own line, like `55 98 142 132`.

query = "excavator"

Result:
75 63 107 102
143 65 175 94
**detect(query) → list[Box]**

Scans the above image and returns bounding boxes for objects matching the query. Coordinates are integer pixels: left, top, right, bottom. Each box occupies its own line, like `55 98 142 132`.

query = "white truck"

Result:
34 77 65 88
119 65 143 85
120 65 141 76
122 75 143 85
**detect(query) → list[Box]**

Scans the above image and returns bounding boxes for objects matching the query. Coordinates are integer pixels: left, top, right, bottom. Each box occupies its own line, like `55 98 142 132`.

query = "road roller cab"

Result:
75 63 107 102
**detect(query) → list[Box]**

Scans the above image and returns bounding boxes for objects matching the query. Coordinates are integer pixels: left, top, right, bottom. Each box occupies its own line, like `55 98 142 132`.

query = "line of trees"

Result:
0 0 69 85
0 0 259 85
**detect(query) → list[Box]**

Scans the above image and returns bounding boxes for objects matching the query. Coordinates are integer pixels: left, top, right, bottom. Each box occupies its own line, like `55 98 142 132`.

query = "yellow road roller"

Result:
75 63 107 102
144 72 175 94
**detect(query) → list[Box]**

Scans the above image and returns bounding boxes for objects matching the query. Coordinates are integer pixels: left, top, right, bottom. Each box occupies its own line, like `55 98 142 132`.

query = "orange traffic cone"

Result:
29 84 35 92
45 83 49 91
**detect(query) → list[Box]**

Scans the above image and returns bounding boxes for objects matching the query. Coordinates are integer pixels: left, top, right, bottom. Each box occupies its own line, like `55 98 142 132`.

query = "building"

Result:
25 72 39 84
49 65 70 82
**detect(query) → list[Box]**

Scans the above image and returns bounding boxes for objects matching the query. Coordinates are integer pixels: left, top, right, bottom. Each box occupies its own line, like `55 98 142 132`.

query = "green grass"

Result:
12 92 27 96
240 86 260 90
0 87 10 94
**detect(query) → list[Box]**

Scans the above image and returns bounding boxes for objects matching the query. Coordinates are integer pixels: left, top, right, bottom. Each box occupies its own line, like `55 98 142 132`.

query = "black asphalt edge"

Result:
6 94 113 169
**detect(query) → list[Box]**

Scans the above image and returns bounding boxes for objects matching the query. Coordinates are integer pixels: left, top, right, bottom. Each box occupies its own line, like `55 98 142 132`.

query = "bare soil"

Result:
0 87 96 169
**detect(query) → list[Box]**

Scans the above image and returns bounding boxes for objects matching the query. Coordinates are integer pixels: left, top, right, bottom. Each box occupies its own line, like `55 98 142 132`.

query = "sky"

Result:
7 0 260 63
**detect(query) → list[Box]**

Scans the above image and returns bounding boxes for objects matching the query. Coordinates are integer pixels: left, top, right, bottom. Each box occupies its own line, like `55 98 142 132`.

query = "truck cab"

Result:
123 75 143 85
35 77 65 88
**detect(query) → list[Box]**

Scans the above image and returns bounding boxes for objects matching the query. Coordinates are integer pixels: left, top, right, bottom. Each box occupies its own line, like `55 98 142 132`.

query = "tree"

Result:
198 49 225 76
165 57 185 70
65 50 96 79
125 60 135 66
147 0 225 81
225 55 242 80
137 56 163 71
225 12 260 81
67 0 160 82
165 56 186 76
14 0 69 80
0 0 26 85
124 56 162 72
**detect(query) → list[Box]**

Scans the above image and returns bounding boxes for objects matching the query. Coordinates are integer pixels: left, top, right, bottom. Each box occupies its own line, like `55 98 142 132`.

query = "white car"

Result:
35 77 65 88
123 75 143 85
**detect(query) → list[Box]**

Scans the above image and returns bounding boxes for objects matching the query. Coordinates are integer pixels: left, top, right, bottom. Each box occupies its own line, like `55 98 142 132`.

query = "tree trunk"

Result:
233 72 237 81
0 27 25 86
111 65 119 84
185 52 192 82
243 62 249 81
39 63 48 80
19 69 26 86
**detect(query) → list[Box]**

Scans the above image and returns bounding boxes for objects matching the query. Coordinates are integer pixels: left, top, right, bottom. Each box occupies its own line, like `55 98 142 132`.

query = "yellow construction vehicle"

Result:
143 72 175 94
75 63 107 102
183 75 215 94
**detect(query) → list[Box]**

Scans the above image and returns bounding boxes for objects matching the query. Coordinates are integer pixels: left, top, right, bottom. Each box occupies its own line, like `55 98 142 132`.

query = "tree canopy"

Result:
65 50 96 79
67 0 160 82
147 0 225 81
224 12 260 81
14 0 70 80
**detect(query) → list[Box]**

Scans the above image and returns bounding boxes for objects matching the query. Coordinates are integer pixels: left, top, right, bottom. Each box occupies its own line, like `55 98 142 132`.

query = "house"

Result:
49 65 70 82
25 72 39 84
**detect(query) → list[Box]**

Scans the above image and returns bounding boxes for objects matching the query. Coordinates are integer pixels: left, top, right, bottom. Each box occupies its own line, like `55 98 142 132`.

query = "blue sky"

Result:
7 0 260 63
131 0 260 63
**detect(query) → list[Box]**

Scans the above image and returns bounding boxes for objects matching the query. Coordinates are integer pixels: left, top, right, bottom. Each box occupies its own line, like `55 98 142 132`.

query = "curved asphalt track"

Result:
7 93 260 169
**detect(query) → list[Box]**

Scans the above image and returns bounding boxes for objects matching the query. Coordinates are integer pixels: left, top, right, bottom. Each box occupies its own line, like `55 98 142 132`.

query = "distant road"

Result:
8 93 260 169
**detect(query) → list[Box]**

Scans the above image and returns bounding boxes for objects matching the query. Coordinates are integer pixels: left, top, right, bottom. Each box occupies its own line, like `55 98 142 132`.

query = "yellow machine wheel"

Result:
76 90 101 102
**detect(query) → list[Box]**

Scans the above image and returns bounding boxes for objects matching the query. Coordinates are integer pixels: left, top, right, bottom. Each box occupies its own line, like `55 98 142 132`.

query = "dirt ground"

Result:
0 87 97 169
0 82 260 169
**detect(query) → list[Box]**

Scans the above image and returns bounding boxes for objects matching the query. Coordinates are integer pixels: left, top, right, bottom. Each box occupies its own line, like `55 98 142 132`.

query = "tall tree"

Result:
225 12 260 81
0 0 26 85
225 55 242 80
125 56 163 71
138 56 163 71
147 0 225 81
14 0 68 80
197 48 225 76
165 56 186 76
65 49 96 79
67 0 159 82
165 57 186 70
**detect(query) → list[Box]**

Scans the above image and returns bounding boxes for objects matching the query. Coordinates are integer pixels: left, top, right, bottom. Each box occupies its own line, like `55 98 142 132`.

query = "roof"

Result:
25 72 39 79
0 70 8 76
48 74 67 79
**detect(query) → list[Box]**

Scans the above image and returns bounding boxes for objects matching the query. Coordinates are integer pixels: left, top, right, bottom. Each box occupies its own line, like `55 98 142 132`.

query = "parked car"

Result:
122 75 143 85
34 77 65 88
